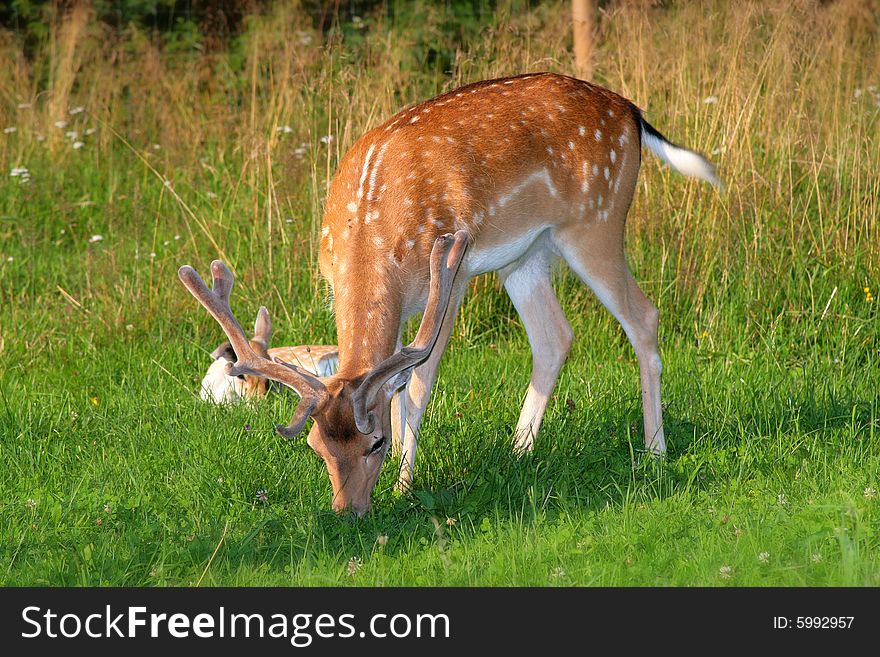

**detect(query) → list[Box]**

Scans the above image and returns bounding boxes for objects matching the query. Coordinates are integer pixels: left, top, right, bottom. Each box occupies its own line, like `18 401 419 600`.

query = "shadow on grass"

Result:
7 385 869 585
203 385 876 582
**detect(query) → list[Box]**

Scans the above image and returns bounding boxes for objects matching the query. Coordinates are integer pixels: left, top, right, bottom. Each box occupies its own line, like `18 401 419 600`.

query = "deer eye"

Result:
237 375 245 380
368 437 386 455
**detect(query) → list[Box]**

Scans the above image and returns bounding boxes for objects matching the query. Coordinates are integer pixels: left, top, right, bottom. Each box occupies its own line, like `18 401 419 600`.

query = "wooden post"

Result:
572 0 594 80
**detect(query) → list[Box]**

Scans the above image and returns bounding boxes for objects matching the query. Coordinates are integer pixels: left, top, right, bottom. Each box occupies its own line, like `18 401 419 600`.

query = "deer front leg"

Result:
395 291 464 492
502 250 574 453
391 387 406 458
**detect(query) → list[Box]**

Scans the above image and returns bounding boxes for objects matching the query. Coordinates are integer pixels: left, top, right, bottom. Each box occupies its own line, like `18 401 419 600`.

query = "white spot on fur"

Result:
594 129 602 141
346 201 358 213
578 126 586 136
604 167 610 180
568 141 575 150
410 115 420 124
610 150 616 163
592 163 599 176
357 144 376 200
367 142 389 201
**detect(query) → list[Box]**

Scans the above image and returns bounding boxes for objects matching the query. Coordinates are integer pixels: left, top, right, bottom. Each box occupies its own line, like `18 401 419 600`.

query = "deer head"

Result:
201 307 274 403
180 231 468 515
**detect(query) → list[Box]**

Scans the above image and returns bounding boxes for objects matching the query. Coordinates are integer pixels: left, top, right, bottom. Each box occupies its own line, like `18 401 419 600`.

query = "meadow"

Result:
0 0 878 586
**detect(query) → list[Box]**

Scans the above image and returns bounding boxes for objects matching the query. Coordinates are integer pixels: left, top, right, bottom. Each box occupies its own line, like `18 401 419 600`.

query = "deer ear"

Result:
253 306 272 347
211 341 237 361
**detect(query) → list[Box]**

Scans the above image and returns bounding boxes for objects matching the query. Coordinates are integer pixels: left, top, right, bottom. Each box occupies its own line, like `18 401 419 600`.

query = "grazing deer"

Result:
180 73 719 516
200 307 338 403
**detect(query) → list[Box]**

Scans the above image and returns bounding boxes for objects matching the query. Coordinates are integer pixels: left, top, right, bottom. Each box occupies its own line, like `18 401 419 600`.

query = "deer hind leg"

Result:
502 249 574 453
553 226 665 456
395 288 465 492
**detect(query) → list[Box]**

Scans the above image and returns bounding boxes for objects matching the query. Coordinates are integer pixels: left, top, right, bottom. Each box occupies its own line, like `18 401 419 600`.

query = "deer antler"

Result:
179 260 328 437
351 231 469 434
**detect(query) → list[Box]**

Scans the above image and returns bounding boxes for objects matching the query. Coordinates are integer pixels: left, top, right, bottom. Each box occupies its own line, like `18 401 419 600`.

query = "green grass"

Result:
0 0 878 586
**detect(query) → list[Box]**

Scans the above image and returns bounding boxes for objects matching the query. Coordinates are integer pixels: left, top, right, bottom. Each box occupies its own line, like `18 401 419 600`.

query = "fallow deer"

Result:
200 307 338 403
180 72 720 516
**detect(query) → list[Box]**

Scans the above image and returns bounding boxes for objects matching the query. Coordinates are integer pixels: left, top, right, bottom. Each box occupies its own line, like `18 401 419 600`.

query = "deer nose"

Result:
332 497 372 517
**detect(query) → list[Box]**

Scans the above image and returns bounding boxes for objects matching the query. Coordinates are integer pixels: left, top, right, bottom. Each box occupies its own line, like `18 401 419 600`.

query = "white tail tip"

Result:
640 121 722 190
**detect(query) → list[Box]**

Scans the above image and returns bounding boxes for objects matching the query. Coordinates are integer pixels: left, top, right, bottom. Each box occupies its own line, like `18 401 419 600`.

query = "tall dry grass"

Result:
0 0 877 348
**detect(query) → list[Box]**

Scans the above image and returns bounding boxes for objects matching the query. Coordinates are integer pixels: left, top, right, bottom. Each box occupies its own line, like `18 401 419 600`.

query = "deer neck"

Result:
333 259 402 378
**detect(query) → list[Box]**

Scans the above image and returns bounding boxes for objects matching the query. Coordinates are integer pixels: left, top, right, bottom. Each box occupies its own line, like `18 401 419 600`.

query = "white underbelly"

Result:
463 224 550 276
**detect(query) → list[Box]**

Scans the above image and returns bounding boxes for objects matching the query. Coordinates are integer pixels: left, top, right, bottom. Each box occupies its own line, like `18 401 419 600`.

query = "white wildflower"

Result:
346 556 362 576
718 565 733 579
320 134 335 145
54 120 68 129
18 102 32 109
3 126 17 134
69 106 85 115
89 235 103 243
865 487 877 500
758 551 770 564
72 141 84 150
703 95 718 104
